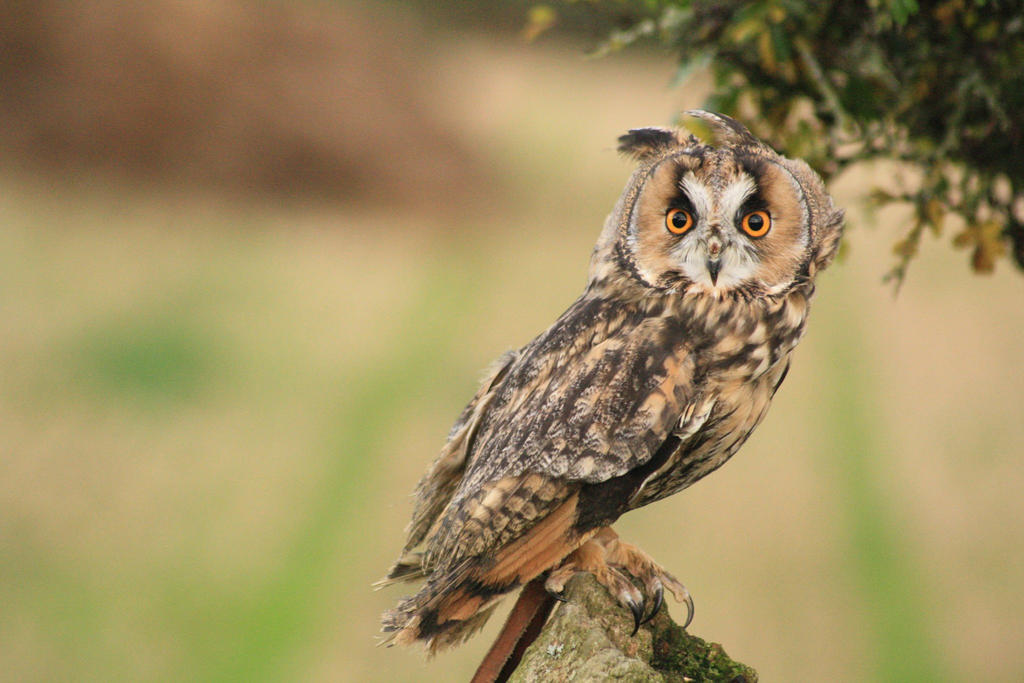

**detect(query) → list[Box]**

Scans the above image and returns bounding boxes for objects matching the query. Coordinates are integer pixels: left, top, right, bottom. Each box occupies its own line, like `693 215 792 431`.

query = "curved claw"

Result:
543 566 576 603
627 596 644 636
682 592 695 630
640 582 664 626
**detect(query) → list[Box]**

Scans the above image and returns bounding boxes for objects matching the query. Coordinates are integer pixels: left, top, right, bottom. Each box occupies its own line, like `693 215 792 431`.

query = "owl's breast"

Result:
629 353 790 509
628 289 814 509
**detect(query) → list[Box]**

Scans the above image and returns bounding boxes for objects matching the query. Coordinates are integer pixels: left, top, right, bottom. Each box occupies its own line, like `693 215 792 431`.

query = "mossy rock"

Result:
510 573 757 682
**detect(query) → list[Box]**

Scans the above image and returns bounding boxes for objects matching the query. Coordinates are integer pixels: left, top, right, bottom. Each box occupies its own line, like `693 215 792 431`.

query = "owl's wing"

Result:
472 312 696 484
425 303 701 573
383 299 702 650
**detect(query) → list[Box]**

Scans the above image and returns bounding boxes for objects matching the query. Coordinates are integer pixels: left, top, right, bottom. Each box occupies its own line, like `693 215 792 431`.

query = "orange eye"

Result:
665 208 694 235
740 210 771 238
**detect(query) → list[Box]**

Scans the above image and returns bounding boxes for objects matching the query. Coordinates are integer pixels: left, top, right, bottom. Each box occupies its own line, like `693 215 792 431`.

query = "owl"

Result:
378 111 844 655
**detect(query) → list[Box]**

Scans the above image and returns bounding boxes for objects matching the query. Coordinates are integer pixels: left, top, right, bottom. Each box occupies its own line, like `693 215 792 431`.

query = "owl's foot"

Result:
544 527 693 635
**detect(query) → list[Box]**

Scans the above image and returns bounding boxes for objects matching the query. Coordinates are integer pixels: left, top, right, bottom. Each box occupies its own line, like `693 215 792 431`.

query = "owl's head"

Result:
589 111 843 299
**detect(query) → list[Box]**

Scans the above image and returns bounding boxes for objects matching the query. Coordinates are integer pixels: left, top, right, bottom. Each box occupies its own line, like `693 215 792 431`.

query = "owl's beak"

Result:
706 237 722 285
706 259 721 286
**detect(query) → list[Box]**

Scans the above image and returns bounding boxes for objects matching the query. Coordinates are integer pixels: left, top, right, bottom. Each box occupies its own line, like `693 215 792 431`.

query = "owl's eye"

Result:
665 208 694 235
740 210 771 238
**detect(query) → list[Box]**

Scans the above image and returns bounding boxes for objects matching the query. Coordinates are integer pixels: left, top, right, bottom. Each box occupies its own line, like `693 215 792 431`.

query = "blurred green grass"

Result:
2 39 1023 683
813 283 942 682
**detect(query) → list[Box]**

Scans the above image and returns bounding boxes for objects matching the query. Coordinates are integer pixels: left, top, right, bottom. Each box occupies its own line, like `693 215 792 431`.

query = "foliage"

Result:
528 0 1024 284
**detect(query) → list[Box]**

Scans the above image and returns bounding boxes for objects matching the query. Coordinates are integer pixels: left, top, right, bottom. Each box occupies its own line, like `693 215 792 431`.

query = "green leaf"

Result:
522 5 558 42
888 0 920 25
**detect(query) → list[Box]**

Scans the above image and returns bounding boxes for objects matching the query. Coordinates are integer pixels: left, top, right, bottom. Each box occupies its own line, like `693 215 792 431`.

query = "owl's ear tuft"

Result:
617 128 679 160
684 110 762 149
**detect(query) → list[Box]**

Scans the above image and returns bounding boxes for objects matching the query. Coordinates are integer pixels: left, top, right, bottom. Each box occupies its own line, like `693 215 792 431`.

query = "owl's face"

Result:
591 112 843 300
630 150 811 294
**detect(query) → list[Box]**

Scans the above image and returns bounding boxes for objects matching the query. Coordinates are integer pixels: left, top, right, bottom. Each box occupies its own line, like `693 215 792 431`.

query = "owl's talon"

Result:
682 592 695 629
640 579 664 625
605 566 645 635
543 565 575 602
627 595 644 636
549 527 694 636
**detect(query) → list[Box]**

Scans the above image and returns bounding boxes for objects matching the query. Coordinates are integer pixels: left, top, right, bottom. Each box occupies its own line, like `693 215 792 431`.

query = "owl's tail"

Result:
379 489 588 653
379 560 515 654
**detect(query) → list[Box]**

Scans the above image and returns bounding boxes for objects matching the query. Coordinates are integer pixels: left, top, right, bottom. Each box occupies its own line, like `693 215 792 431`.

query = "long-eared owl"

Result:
379 111 844 653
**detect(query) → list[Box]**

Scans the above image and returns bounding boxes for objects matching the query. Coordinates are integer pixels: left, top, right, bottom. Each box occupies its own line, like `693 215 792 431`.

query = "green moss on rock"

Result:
648 614 757 682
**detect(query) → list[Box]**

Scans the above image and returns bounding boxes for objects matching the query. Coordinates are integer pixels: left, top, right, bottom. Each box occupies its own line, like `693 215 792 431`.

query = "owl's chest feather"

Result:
629 288 811 507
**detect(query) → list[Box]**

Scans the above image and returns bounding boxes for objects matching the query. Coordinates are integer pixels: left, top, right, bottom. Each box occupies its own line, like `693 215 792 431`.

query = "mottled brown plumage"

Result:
378 111 844 654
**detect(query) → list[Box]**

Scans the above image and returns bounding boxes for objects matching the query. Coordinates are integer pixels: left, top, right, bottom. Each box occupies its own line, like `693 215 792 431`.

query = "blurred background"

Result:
2 1 1022 681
